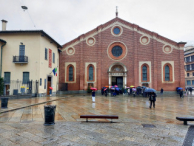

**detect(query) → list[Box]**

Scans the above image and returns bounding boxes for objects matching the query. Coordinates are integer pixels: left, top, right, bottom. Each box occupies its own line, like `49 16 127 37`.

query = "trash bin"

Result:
44 105 56 126
1 97 9 109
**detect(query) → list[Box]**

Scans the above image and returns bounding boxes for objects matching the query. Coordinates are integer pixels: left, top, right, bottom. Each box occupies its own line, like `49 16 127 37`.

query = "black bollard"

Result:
1 97 9 109
44 105 56 126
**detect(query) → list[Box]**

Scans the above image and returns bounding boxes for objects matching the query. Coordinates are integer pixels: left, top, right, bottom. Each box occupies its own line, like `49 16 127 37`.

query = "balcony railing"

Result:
13 56 28 63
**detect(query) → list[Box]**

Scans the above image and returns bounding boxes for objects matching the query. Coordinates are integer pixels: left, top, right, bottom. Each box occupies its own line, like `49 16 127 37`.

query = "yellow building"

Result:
0 20 62 96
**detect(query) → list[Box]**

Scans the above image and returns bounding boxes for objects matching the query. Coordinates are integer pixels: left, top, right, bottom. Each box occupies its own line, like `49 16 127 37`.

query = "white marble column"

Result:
109 74 112 88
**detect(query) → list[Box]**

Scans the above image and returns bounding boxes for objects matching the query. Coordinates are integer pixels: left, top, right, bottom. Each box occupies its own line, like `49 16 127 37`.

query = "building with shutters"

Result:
0 20 62 96
59 15 186 93
184 46 194 88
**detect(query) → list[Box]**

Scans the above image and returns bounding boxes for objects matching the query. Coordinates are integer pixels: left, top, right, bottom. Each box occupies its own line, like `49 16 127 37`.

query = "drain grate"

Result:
142 124 156 128
183 126 194 146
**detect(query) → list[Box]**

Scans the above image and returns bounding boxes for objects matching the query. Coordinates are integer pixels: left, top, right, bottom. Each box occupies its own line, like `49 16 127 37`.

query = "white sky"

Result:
0 0 194 46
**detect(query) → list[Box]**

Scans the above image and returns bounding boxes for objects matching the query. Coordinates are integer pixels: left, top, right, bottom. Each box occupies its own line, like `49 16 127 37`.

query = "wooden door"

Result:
47 81 51 95
6 85 10 95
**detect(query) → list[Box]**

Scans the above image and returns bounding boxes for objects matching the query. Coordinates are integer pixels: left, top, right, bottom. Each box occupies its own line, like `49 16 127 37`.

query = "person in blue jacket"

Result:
149 92 157 108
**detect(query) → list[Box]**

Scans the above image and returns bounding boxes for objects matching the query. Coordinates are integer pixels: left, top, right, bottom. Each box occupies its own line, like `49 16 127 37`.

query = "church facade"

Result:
59 17 186 92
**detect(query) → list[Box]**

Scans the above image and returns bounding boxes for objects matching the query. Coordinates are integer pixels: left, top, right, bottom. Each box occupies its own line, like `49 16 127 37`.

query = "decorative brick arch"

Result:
66 64 75 82
141 63 150 82
87 64 95 82
163 63 173 82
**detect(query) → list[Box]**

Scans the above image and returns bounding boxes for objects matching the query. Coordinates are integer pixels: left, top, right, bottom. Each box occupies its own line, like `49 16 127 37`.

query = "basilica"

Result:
59 14 186 92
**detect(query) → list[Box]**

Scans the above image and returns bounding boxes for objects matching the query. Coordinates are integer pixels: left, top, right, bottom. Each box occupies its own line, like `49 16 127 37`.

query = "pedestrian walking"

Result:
190 87 193 94
160 88 163 94
149 92 157 108
180 89 184 98
104 89 107 97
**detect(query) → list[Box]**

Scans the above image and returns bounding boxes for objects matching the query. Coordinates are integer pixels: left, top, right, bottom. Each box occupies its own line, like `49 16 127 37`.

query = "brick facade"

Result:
59 17 186 91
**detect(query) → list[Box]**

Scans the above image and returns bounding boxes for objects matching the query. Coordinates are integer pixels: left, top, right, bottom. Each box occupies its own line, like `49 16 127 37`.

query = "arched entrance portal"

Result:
108 63 127 89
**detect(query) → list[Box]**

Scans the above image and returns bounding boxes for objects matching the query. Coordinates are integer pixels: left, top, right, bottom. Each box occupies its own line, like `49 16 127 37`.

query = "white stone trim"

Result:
86 37 96 46
65 62 76 83
111 25 123 37
139 61 152 87
85 62 97 83
162 45 173 54
66 47 75 55
139 35 150 45
161 61 174 83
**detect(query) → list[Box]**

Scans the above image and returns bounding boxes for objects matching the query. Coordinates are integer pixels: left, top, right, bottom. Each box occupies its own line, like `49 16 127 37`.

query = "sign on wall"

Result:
49 49 52 68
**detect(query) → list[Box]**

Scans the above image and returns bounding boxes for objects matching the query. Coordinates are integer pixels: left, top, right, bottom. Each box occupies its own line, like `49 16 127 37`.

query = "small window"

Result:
40 78 42 86
165 65 170 81
53 53 55 63
23 72 29 84
45 48 48 60
187 73 190 77
44 79 46 89
113 27 120 34
89 66 93 81
187 80 191 85
112 46 122 57
69 66 73 81
192 80 194 85
4 72 10 84
142 66 147 81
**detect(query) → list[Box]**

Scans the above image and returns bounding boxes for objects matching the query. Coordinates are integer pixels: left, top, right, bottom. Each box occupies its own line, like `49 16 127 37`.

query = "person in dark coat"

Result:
160 88 163 94
149 92 157 108
104 89 107 97
179 89 184 98
190 88 193 94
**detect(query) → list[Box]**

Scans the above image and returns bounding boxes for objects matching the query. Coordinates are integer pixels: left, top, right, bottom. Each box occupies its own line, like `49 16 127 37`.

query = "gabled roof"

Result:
62 17 186 51
0 30 62 48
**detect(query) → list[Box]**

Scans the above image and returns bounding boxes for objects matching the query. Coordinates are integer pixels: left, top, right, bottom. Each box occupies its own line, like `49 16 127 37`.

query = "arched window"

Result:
165 65 170 81
89 66 93 81
69 66 73 81
142 66 147 81
141 63 149 82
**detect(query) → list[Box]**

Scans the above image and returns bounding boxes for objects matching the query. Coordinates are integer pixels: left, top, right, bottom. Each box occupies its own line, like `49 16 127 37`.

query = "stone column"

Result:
109 73 112 88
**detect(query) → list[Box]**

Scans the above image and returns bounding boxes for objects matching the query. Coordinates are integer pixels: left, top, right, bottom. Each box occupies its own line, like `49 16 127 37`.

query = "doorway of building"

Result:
47 77 51 95
5 85 10 95
112 76 123 89
142 83 149 87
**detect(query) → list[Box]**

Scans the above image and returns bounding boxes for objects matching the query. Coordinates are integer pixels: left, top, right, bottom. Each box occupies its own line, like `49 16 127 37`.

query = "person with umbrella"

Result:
179 89 184 98
149 92 157 108
104 88 108 97
91 87 97 102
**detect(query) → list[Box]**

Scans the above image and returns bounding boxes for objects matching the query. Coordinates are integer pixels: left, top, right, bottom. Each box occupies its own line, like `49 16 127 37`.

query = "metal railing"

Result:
13 56 28 63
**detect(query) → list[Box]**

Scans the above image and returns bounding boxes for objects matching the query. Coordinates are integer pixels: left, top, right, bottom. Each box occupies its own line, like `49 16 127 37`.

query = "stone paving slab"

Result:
0 94 194 145
0 121 188 146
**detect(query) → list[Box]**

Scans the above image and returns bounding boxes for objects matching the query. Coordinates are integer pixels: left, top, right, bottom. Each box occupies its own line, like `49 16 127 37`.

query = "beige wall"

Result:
39 35 59 94
0 32 59 95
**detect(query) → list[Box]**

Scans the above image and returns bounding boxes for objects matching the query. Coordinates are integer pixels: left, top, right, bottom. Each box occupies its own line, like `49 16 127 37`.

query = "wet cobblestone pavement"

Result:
0 93 194 145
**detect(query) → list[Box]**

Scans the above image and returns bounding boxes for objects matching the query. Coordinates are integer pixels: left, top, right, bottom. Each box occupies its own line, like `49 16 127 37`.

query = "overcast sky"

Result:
0 0 194 46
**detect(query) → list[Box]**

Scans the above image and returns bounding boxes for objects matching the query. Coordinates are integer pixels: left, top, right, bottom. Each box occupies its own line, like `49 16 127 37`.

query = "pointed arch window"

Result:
142 66 147 81
89 66 93 81
165 65 170 81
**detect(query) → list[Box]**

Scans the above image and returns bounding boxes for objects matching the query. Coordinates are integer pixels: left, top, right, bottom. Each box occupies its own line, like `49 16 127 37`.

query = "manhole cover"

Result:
142 124 156 128
183 126 194 146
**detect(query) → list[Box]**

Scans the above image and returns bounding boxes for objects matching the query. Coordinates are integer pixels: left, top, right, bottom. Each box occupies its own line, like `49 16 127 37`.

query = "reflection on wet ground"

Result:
1 93 194 124
0 93 193 145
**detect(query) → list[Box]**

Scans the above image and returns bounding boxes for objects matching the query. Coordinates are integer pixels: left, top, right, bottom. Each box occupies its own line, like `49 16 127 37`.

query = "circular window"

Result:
113 27 120 35
112 46 123 57
107 42 127 60
111 25 123 36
